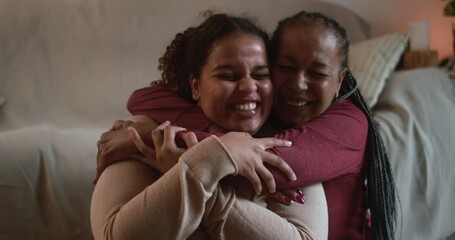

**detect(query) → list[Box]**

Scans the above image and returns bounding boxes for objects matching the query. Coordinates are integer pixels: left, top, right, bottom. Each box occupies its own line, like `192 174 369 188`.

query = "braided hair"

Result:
156 12 270 102
271 11 397 240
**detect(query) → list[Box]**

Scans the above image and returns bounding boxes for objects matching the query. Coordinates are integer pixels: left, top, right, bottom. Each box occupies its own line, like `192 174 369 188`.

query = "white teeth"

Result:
285 99 308 107
235 102 257 111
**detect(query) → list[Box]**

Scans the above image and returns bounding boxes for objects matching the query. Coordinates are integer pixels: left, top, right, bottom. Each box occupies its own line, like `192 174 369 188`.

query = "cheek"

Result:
258 81 274 110
328 80 340 98
260 80 274 96
200 84 230 109
198 84 218 108
316 82 338 108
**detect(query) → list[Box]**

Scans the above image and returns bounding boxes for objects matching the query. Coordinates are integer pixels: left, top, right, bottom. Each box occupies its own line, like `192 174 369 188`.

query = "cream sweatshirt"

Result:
91 136 328 240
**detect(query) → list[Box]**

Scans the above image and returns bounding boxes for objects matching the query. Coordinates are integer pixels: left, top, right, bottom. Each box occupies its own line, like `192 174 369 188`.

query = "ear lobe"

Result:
190 75 200 101
335 69 346 98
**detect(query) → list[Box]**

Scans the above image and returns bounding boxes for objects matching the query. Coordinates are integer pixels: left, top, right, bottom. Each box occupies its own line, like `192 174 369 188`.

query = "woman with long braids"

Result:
96 10 397 239
266 11 397 239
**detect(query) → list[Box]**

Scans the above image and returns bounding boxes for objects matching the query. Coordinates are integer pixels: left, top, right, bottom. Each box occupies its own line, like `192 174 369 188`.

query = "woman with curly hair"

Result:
91 13 328 240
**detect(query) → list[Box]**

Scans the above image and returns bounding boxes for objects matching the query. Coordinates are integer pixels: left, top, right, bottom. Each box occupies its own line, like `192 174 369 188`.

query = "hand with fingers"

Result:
128 121 199 174
96 120 158 178
218 132 297 195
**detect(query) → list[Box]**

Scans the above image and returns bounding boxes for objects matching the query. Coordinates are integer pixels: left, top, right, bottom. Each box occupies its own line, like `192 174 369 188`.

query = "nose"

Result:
291 72 308 91
238 77 257 93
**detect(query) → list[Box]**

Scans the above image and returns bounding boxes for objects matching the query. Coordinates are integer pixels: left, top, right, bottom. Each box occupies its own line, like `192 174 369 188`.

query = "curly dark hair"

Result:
271 11 397 240
156 13 270 102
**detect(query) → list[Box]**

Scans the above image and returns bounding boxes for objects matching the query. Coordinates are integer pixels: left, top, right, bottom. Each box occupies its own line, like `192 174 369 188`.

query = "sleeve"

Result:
90 136 237 240
128 85 367 190
265 183 328 240
202 183 328 240
268 100 368 188
180 137 327 240
91 135 326 240
127 85 212 131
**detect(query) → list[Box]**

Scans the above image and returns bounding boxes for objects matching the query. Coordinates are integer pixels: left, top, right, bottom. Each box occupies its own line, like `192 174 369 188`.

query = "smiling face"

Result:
272 25 345 126
190 32 273 134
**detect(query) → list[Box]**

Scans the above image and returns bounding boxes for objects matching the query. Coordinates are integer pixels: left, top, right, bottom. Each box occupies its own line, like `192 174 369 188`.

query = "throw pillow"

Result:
349 32 409 108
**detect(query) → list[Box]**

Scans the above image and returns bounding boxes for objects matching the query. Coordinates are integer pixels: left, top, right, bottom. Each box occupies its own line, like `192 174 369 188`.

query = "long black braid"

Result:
342 71 397 240
271 11 397 240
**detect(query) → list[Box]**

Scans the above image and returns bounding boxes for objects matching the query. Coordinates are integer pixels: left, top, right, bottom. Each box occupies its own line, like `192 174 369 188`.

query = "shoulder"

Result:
128 84 180 103
306 100 368 145
128 83 194 108
315 100 367 126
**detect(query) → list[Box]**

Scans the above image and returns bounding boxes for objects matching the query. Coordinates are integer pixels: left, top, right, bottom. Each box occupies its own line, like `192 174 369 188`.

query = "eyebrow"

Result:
213 65 235 71
311 61 330 69
212 65 269 71
276 55 330 69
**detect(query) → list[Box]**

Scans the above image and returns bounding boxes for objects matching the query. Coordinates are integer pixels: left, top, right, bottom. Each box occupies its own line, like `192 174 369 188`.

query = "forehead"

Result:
278 25 339 61
280 24 337 49
206 32 268 66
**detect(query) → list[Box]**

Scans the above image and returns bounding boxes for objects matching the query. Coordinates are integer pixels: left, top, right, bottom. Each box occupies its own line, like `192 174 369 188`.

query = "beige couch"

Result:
1 0 454 239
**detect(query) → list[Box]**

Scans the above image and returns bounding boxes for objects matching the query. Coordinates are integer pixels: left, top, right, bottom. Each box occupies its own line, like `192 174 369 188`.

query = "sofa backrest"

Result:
0 0 369 130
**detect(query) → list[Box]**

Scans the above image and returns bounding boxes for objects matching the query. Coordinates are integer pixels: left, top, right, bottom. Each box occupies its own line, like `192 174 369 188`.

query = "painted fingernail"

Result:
296 194 305 204
283 140 292 146
295 188 303 195
284 196 292 204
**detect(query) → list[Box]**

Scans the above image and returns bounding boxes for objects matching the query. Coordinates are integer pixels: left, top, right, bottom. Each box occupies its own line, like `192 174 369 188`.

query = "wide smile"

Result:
284 98 311 107
233 102 257 111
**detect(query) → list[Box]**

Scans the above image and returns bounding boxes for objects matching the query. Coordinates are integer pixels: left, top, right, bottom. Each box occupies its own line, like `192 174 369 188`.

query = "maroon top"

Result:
127 85 370 240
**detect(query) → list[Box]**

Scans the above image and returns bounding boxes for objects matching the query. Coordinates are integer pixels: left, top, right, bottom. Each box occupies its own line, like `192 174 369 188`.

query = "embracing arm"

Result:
127 84 212 130
127 85 367 189
195 137 328 240
91 136 237 240
183 100 368 189
92 134 323 240
95 115 159 182
268 100 368 188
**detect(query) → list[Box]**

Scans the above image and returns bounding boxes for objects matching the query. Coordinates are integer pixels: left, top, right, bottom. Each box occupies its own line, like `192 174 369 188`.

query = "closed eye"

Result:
276 64 295 72
214 74 237 81
308 71 330 80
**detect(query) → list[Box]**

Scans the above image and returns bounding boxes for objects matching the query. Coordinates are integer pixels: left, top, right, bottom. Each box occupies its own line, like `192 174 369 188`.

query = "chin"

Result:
237 123 261 134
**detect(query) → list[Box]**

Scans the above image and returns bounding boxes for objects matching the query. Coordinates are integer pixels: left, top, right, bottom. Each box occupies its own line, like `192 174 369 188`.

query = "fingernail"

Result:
295 188 303 195
283 140 292 146
284 196 292 204
296 194 305 204
127 127 135 138
290 174 297 181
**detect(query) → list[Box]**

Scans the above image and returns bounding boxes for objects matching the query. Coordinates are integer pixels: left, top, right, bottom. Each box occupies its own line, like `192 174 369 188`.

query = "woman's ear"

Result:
334 68 346 98
190 75 201 101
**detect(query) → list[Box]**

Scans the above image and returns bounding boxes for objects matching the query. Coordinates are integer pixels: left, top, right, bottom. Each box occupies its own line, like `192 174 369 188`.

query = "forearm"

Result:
95 117 159 183
202 183 327 240
127 85 212 131
91 136 237 239
264 101 368 188
266 183 328 240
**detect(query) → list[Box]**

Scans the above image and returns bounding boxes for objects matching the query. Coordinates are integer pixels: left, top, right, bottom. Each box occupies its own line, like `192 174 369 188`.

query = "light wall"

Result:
325 0 454 60
156 0 454 60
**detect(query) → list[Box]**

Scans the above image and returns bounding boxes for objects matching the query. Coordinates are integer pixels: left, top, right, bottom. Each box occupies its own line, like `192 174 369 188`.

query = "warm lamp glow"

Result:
409 21 430 50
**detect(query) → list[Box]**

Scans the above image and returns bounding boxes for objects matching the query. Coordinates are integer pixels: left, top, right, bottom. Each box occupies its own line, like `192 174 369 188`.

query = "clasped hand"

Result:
97 120 304 205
